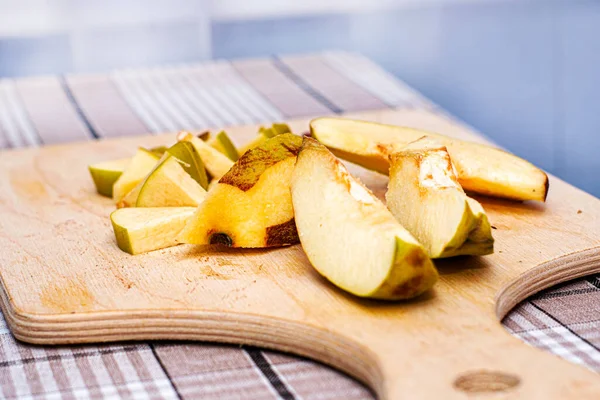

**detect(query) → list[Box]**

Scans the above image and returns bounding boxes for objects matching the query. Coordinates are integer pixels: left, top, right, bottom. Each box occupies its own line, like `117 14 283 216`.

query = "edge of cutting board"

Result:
2 108 600 399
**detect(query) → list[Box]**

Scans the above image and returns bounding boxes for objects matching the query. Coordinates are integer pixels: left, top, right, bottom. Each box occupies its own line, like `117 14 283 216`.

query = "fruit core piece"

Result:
335 162 375 204
419 149 461 189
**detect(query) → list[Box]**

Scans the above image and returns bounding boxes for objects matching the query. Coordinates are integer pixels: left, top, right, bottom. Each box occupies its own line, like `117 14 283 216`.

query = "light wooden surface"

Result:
1 108 599 399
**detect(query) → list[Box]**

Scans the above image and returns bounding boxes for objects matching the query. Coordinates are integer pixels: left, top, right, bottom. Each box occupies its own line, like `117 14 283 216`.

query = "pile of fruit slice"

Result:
89 118 549 300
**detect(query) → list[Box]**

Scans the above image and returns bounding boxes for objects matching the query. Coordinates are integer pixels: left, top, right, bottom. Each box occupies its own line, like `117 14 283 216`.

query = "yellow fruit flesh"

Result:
113 149 160 202
111 207 196 255
310 117 548 202
179 134 302 248
136 155 207 207
386 141 493 258
180 157 297 248
291 137 438 300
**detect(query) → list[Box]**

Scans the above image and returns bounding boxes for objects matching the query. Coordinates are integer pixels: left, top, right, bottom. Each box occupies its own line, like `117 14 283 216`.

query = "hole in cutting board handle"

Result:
454 370 520 394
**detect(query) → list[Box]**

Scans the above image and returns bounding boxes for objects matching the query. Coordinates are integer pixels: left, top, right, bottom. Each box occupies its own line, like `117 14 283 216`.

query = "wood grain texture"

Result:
0 108 599 399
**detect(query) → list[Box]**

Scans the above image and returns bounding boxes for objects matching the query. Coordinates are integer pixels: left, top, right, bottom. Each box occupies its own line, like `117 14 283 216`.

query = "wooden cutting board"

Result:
1 108 599 399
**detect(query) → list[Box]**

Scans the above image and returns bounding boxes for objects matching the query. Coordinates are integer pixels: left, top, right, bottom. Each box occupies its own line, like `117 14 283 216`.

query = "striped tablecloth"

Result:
0 52 598 399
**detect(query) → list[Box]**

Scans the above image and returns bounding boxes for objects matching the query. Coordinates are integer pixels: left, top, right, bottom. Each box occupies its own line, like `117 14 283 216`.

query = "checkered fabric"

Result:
0 52 598 399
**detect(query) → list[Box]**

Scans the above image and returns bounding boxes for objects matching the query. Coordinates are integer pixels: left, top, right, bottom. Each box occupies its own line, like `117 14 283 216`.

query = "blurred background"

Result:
0 0 598 197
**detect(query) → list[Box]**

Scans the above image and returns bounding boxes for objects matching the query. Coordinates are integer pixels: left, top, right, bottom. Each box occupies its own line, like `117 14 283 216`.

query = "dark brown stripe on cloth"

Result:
73 352 100 394
125 347 159 391
245 347 295 400
14 77 92 145
100 349 132 398
66 75 150 139
279 55 388 112
150 344 182 400
263 353 373 400
272 57 342 114
43 348 75 400
59 76 99 139
16 346 44 395
233 59 332 118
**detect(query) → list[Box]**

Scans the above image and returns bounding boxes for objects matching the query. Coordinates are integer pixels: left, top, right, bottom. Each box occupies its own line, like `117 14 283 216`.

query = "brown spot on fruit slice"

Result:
392 275 424 298
406 249 428 268
266 218 299 247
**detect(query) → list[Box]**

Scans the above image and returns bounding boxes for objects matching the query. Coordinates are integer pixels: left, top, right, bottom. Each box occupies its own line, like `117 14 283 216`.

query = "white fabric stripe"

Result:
152 68 212 129
111 72 167 133
14 378 176 400
55 347 91 400
517 326 600 368
30 347 61 397
1 80 39 146
209 62 284 121
89 348 124 399
111 61 287 135
0 312 11 334
195 64 255 125
119 70 181 132
323 51 429 108
200 83 246 126
233 82 284 121
180 66 241 126
154 377 180 400
175 360 276 396
0 80 27 148
111 350 150 400
207 63 271 123
275 361 368 398
135 68 196 130
505 306 538 332
163 67 225 128
176 66 233 126
0 337 32 397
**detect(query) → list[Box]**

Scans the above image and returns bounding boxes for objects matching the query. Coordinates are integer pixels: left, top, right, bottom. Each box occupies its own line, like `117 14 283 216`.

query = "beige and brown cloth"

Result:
0 52 598 399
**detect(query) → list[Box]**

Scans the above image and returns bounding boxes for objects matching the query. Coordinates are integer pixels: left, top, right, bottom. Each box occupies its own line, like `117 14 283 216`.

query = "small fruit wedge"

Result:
386 137 494 258
291 137 438 300
113 148 160 202
148 145 168 156
179 133 302 248
310 117 549 202
178 131 234 181
136 154 207 207
260 122 291 138
238 134 267 155
111 207 196 255
89 158 130 197
239 123 292 154
208 131 239 161
117 142 209 208
166 141 209 190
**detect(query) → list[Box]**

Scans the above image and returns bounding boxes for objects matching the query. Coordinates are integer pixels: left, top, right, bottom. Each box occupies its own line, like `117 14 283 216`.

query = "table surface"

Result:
0 51 598 399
